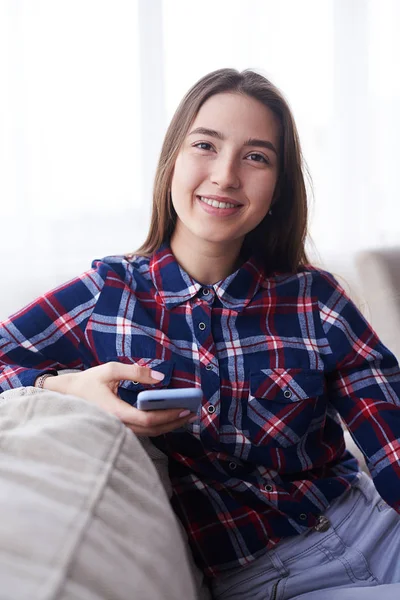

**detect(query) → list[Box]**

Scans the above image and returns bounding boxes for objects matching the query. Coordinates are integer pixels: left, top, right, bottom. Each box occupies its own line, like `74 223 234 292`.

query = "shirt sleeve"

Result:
0 260 111 391
313 269 400 511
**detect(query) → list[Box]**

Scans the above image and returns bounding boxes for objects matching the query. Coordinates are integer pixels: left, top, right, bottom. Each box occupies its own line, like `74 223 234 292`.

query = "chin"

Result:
192 230 235 245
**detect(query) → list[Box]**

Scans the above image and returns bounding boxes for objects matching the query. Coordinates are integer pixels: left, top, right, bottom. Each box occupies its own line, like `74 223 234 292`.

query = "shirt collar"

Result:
150 244 266 312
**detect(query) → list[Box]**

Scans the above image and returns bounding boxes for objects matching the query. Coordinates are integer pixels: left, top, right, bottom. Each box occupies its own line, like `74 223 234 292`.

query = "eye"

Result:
246 152 270 165
193 142 213 151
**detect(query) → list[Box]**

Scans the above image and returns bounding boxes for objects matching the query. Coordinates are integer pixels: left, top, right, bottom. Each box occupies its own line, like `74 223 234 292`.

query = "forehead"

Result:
191 92 280 141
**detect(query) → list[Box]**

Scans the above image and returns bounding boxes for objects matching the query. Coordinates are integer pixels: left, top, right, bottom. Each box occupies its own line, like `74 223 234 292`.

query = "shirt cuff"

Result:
18 368 58 388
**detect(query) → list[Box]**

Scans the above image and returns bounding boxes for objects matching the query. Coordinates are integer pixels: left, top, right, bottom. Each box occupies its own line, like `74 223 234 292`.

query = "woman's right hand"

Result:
40 362 198 436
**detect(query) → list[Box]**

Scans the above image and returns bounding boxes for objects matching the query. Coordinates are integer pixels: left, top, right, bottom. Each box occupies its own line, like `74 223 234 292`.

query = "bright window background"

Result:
0 0 145 317
0 0 399 321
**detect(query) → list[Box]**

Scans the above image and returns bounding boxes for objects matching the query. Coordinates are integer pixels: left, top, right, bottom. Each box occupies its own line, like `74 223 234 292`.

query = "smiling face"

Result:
170 92 280 255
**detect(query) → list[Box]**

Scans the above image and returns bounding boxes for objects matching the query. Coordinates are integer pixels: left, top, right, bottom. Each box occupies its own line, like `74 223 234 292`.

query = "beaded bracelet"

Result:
35 373 56 389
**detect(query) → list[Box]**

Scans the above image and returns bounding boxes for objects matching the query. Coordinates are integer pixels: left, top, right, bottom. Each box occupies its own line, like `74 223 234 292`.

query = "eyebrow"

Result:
188 127 278 155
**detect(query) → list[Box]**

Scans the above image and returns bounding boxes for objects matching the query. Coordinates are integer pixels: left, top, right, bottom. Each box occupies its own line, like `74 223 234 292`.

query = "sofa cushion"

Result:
0 387 203 599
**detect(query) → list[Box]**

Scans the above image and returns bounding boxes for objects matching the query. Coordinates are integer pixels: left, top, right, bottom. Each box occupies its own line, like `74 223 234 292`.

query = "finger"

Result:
127 414 197 436
113 399 190 426
100 362 165 386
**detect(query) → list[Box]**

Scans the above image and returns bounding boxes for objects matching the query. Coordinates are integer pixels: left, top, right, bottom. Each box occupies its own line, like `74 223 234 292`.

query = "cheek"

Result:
251 177 276 211
172 154 206 195
170 157 195 217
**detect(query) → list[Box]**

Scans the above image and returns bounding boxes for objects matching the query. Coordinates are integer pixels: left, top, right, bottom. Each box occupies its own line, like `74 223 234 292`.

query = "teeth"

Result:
199 196 237 209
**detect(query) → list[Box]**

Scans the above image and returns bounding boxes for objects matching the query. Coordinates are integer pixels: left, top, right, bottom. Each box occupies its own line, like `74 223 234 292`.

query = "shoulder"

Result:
91 253 152 284
301 265 352 307
299 265 345 295
261 264 344 297
259 265 356 321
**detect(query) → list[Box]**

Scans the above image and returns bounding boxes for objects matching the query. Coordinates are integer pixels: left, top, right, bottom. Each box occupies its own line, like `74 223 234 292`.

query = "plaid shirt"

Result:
1 244 400 577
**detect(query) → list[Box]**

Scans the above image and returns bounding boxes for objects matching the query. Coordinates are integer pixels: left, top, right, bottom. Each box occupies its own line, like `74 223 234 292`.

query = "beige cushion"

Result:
0 388 208 599
356 247 400 362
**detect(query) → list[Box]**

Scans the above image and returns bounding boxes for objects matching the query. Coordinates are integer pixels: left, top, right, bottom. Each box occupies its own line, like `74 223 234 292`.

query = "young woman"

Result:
1 68 400 599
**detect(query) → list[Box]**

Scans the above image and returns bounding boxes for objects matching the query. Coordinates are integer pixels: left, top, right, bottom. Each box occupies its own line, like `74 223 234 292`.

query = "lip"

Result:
196 195 242 217
197 194 243 207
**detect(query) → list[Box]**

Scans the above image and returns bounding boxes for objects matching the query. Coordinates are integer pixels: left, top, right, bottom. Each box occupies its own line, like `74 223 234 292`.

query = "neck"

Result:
170 227 243 285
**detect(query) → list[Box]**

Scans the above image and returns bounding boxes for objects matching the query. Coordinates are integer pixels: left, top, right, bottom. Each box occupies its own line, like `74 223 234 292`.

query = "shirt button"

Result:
198 322 206 331
229 462 237 470
299 513 308 521
206 364 213 371
202 288 210 296
283 389 292 399
264 484 273 492
314 515 331 532
207 405 216 414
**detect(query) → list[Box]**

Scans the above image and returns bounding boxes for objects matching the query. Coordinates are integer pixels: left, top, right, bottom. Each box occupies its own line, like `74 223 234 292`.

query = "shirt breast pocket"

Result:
247 368 325 447
106 356 174 406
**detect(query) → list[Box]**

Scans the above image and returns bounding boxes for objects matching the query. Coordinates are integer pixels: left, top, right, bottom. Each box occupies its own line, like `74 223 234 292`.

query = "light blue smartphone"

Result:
136 387 202 412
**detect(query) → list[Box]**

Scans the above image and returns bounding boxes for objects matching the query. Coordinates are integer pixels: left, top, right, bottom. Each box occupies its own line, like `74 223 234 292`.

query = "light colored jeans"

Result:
211 472 400 600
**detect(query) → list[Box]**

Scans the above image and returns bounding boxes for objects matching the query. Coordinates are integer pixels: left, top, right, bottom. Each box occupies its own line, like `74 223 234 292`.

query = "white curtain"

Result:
1 0 399 319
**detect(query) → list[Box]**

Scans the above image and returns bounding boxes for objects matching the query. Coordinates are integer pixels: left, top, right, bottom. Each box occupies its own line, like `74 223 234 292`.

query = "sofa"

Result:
355 246 400 363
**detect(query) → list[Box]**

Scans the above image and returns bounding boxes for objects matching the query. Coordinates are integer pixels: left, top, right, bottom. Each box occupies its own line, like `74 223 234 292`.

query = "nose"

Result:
210 153 240 190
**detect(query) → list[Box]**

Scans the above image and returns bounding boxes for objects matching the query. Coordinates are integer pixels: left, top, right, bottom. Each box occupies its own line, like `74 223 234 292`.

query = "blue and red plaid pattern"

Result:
1 244 400 576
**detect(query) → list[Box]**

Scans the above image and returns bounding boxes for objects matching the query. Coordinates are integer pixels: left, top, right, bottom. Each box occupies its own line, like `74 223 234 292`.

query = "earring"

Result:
268 209 273 215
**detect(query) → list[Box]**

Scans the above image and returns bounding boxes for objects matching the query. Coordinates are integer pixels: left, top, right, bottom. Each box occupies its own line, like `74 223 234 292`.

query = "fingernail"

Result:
188 415 199 423
179 410 190 418
151 370 165 381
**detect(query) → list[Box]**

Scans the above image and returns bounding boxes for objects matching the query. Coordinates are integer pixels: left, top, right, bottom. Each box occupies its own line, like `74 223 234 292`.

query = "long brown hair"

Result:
132 68 311 273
